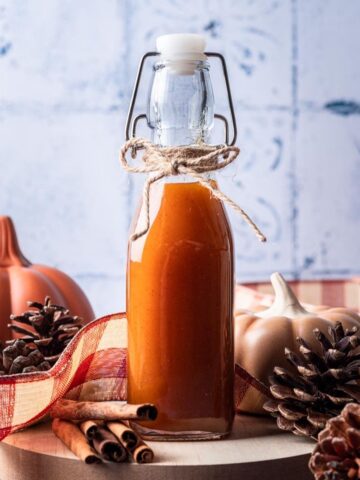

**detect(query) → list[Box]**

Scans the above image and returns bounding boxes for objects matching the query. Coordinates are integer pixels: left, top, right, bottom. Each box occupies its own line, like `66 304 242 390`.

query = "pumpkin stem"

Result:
257 272 309 319
0 216 31 267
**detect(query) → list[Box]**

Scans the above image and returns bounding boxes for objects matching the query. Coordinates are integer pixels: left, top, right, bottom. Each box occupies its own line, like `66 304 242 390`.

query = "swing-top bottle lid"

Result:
156 34 207 73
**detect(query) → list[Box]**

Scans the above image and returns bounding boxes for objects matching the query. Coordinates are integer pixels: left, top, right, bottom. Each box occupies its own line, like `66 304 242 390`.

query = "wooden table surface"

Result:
0 415 314 480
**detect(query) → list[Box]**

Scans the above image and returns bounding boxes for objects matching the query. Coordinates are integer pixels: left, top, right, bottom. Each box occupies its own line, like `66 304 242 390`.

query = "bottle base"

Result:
130 422 231 442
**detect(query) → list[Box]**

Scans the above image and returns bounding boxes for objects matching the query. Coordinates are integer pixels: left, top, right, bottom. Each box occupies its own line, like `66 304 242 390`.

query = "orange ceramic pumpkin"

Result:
0 216 95 342
235 272 360 414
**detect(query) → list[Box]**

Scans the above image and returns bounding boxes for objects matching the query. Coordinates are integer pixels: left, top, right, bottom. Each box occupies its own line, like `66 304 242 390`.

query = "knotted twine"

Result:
119 137 266 243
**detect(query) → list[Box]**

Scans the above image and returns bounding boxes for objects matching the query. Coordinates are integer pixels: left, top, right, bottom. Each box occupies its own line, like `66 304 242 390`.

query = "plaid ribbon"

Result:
0 279 358 440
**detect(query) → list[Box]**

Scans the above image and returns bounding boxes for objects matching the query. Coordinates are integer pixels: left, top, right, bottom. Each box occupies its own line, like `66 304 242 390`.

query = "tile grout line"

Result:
122 0 133 249
290 0 299 279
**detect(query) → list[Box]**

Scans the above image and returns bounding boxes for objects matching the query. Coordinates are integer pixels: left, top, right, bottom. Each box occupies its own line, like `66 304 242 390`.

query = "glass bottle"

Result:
127 34 234 440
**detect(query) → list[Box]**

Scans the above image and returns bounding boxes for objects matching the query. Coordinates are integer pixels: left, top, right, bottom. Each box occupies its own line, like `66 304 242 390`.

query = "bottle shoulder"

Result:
128 181 233 260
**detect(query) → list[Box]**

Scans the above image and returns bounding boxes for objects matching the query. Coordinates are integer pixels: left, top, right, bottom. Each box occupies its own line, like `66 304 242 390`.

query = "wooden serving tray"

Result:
0 415 313 480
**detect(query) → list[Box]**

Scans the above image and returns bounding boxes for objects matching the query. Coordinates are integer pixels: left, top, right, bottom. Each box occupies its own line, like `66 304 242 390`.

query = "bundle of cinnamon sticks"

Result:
51 399 157 464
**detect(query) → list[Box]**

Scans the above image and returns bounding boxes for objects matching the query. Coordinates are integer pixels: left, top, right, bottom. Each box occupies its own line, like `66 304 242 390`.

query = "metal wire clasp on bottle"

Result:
125 51 237 146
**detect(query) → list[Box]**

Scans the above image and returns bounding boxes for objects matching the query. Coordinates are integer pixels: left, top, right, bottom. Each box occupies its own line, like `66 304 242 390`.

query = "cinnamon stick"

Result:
91 426 127 463
107 421 154 464
52 418 101 464
80 420 100 440
129 439 154 464
51 399 158 422
107 421 139 450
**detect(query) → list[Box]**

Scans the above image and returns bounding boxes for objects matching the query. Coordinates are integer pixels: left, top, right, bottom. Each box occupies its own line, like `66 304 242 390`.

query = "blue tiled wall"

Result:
0 1 359 315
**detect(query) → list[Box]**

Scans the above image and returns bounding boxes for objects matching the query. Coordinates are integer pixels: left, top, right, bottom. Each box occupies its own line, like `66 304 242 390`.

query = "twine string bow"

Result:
120 137 266 243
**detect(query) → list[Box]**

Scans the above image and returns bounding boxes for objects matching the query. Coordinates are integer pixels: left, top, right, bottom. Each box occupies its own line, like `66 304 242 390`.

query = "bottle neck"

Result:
148 60 214 147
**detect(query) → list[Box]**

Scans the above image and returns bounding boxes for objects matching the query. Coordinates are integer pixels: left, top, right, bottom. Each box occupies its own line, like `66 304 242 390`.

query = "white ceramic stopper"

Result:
156 33 207 74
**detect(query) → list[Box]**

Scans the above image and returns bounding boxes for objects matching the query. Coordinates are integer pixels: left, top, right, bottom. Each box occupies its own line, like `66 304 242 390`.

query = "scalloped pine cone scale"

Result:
264 322 360 439
0 340 51 375
309 403 360 480
7 296 83 365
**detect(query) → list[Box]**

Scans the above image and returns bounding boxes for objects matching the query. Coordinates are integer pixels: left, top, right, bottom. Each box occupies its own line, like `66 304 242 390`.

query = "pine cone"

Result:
309 403 360 480
264 322 360 438
7 296 83 366
0 339 51 375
